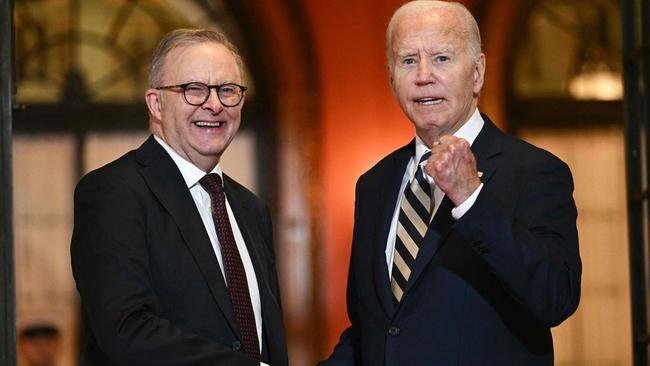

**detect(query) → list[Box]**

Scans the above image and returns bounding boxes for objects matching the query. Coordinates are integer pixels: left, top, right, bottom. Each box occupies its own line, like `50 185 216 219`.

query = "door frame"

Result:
0 0 16 364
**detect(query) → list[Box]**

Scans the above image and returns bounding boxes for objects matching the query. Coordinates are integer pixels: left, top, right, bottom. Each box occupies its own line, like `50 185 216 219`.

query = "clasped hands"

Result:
423 135 481 206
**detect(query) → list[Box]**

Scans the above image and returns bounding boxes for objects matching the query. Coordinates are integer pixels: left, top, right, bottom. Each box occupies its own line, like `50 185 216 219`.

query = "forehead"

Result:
162 42 241 81
391 9 466 52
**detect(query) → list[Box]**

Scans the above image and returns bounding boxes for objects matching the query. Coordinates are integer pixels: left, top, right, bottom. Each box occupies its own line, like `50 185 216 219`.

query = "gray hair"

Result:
148 29 244 88
386 1 482 70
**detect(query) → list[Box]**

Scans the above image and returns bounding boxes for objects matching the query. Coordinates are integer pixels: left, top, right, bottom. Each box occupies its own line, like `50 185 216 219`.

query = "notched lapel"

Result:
399 197 455 302
223 177 287 358
472 115 503 185
135 137 240 336
372 143 413 317
223 178 280 312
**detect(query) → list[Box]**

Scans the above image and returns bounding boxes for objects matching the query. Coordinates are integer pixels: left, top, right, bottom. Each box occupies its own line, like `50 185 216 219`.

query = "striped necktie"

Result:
391 151 433 303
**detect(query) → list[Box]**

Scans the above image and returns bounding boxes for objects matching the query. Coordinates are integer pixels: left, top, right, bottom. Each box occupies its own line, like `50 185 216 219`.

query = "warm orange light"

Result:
568 64 623 101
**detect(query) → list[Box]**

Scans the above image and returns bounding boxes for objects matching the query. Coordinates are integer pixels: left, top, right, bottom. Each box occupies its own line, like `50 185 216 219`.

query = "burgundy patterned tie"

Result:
199 173 260 360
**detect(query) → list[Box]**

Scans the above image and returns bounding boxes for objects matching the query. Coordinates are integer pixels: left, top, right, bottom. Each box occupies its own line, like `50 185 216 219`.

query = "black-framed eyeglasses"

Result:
156 82 248 107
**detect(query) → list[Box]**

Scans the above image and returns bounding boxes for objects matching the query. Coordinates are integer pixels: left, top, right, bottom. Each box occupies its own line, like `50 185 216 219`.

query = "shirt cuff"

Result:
451 183 483 219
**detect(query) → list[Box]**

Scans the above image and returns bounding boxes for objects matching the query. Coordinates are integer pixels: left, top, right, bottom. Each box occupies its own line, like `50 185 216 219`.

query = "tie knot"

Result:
419 151 432 165
199 173 224 195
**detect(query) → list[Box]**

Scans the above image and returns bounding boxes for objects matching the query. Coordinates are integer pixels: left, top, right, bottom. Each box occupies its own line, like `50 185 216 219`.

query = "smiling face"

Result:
389 5 485 147
145 41 243 172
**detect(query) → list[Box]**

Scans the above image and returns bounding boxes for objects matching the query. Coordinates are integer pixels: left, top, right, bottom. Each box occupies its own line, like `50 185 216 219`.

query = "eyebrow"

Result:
396 45 455 59
396 51 418 58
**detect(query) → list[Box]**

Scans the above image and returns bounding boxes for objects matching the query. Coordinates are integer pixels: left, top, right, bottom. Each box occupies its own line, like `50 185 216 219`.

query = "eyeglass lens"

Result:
184 82 244 107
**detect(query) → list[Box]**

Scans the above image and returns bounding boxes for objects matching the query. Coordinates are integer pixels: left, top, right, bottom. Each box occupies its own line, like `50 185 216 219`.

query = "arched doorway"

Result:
481 0 630 364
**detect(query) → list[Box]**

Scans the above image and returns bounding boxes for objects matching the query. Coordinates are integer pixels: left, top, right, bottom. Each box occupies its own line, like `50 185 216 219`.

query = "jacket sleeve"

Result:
454 155 581 327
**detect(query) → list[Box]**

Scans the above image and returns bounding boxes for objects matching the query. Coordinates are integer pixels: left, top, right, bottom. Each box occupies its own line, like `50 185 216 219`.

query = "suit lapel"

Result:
400 197 454 300
372 142 413 317
223 176 282 328
135 136 240 336
399 117 503 304
472 115 503 184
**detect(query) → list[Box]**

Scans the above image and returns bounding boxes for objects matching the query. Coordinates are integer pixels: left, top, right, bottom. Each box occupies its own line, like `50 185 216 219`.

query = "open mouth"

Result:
415 97 443 105
194 121 224 128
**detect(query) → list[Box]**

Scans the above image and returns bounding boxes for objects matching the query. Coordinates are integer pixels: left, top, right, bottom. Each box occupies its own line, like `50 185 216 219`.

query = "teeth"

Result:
195 121 223 127
417 98 442 105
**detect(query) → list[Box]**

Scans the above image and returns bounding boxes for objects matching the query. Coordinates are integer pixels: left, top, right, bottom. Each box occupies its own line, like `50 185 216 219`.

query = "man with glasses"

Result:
71 29 288 366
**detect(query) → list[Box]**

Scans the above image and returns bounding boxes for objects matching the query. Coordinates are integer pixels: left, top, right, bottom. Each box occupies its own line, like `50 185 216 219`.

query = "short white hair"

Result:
386 1 482 70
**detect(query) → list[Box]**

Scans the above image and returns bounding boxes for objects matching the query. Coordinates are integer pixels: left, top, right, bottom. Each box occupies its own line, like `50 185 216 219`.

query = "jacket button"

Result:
388 326 400 336
232 341 241 351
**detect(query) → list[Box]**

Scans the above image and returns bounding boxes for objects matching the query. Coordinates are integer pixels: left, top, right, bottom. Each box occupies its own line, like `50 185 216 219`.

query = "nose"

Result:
415 60 435 85
201 88 224 113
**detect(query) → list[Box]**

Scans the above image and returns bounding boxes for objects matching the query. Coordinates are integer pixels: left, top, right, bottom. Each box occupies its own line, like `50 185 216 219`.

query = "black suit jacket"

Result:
71 135 288 366
321 116 581 365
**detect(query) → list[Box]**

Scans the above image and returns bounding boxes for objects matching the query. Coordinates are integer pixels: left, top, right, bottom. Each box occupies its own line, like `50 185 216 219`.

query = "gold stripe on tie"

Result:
391 277 404 301
401 197 428 237
393 251 411 279
396 222 419 259
412 182 432 213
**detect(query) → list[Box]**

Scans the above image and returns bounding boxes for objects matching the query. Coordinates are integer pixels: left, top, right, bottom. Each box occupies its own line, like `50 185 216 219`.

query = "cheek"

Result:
391 72 410 95
396 83 412 104
227 107 243 121
176 105 197 123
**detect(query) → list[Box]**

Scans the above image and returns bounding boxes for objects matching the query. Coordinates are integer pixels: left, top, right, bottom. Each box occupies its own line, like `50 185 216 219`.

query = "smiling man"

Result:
319 1 581 365
71 29 287 366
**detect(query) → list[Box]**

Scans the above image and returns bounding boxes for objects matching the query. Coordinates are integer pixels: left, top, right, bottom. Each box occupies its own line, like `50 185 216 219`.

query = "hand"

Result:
424 135 481 206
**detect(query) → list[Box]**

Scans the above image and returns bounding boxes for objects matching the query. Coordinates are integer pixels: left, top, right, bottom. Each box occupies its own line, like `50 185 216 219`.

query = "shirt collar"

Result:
414 108 484 163
153 135 222 189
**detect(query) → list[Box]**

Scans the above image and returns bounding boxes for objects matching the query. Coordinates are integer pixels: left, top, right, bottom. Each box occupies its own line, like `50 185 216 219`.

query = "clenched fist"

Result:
424 135 481 206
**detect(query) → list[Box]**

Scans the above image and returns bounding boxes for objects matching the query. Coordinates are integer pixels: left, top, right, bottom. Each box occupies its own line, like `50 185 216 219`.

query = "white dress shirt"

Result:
154 136 265 360
385 109 485 277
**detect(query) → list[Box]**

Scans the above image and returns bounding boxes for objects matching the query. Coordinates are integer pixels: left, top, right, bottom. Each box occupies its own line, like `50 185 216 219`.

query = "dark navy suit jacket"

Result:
321 116 581 365
71 135 288 366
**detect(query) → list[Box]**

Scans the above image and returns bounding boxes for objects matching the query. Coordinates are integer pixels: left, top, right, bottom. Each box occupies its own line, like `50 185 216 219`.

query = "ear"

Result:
473 53 486 94
145 89 163 121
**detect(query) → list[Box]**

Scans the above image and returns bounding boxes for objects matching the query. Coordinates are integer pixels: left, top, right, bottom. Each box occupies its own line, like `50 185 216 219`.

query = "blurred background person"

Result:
18 318 62 366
